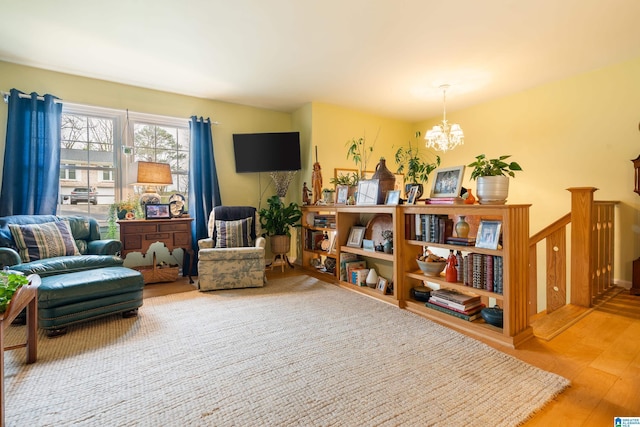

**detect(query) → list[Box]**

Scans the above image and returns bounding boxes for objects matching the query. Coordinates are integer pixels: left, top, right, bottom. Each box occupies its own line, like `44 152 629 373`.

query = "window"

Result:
57 104 189 224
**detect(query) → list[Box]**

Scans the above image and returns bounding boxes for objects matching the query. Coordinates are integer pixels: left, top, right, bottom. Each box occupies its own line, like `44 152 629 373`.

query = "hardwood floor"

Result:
146 268 640 425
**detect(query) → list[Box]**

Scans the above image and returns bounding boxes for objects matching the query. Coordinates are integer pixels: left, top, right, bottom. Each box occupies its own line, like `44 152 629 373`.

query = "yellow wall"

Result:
0 61 292 208
1 57 639 288
414 56 640 287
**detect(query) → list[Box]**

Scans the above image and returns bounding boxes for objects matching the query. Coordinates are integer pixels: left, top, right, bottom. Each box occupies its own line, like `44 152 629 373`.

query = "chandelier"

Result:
425 84 464 152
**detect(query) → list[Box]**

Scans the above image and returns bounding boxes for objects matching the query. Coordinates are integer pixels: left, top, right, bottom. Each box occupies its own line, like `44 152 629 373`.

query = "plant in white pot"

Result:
468 154 523 204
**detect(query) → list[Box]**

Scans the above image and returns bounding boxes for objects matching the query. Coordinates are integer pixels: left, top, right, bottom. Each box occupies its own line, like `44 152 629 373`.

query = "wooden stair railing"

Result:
528 187 617 318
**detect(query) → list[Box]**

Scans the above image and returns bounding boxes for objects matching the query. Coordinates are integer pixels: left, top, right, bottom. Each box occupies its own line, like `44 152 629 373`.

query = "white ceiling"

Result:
1 0 640 121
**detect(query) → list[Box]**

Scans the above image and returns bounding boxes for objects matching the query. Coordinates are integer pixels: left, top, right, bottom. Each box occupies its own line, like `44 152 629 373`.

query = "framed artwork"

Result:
475 220 502 250
335 185 349 204
376 276 389 294
145 204 171 220
362 239 375 252
430 165 466 198
406 185 419 205
347 226 366 248
356 179 379 205
385 190 400 205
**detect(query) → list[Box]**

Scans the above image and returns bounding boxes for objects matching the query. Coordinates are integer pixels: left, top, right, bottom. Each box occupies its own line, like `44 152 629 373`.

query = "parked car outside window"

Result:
70 187 98 205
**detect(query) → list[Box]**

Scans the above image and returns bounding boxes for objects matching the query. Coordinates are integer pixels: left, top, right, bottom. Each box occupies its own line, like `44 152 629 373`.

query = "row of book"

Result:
406 214 453 244
426 288 485 321
313 214 336 229
456 253 503 294
305 229 336 253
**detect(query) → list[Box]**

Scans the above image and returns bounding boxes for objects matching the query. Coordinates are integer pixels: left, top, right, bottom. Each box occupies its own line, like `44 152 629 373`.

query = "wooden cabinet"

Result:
301 206 338 280
118 218 194 283
399 204 532 348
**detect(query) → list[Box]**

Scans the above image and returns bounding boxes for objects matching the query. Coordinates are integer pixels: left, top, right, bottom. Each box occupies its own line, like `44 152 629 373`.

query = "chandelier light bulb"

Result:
425 85 464 152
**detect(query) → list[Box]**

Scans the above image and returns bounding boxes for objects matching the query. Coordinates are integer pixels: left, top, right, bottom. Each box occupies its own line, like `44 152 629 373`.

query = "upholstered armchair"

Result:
197 206 266 291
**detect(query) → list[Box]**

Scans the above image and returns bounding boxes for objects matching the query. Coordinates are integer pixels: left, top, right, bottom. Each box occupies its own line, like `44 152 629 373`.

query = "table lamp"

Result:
131 161 173 205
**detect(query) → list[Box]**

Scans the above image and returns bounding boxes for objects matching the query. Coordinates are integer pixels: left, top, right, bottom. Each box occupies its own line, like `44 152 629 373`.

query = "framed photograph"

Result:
475 220 502 250
346 226 366 248
430 165 466 198
376 276 389 294
145 203 171 220
406 185 419 205
335 184 349 204
385 190 400 205
356 179 379 205
362 239 375 252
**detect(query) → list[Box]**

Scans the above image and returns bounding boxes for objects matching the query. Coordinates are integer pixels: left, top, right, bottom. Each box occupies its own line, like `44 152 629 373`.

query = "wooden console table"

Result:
118 218 195 283
1 274 39 426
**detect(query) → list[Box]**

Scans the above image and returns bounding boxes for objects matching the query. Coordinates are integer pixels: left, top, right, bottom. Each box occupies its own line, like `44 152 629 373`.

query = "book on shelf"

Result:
424 197 464 205
339 253 360 281
425 302 483 321
445 236 476 246
430 288 481 305
344 260 367 283
428 295 484 313
427 298 485 316
459 253 503 294
351 268 370 286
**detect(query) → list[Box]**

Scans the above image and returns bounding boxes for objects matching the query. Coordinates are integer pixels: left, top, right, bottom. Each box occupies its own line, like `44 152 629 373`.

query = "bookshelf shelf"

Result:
400 204 533 348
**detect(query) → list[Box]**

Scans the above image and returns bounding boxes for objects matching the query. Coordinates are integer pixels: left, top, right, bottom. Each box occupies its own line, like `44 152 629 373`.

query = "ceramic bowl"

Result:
416 259 446 277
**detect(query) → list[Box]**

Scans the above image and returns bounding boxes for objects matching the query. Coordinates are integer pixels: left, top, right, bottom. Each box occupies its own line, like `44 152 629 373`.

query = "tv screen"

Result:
233 132 301 173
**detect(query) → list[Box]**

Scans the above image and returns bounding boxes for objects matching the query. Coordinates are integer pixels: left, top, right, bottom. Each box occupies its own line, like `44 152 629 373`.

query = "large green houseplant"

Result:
468 154 523 204
258 195 302 254
394 131 441 198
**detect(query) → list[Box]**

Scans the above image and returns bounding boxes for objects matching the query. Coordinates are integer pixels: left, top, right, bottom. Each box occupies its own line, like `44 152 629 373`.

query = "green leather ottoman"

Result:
38 266 144 337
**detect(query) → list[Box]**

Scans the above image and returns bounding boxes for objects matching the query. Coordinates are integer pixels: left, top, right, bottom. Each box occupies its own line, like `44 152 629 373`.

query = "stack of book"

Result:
408 214 453 243
426 288 485 321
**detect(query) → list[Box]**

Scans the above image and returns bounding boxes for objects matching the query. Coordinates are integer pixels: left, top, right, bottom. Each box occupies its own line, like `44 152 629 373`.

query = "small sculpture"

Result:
302 182 312 205
312 162 323 204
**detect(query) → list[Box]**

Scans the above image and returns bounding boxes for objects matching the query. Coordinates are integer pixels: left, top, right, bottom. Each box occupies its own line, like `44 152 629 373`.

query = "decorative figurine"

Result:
302 182 312 205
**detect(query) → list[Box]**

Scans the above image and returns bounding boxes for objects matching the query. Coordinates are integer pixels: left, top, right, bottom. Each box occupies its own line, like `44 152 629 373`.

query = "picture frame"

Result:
430 165 466 198
335 184 349 204
376 276 389 294
356 179 379 205
385 190 401 205
475 220 502 250
362 239 375 252
406 185 419 205
346 226 366 248
145 203 171 220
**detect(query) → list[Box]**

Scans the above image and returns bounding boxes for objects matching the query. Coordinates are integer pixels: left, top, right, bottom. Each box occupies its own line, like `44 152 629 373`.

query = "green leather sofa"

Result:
0 215 144 336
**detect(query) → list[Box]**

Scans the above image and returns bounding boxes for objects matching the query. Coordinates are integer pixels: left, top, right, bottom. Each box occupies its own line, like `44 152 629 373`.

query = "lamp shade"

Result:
131 161 173 186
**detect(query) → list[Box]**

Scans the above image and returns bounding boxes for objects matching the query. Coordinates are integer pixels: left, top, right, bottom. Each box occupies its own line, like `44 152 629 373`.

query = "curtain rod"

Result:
2 90 63 104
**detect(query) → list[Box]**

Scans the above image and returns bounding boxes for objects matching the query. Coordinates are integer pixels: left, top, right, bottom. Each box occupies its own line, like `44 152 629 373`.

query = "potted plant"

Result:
0 271 29 314
381 229 393 254
468 154 523 204
258 195 302 255
345 134 377 180
394 131 441 199
107 197 143 238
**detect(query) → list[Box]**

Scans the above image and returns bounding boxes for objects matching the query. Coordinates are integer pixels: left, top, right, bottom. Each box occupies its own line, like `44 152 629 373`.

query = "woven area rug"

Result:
4 275 569 426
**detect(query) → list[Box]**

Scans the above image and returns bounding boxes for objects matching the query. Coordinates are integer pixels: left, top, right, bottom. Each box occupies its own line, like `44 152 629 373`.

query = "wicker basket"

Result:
133 253 179 284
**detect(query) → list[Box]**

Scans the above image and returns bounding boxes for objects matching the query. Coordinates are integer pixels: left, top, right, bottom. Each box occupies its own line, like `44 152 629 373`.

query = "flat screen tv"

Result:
233 132 301 173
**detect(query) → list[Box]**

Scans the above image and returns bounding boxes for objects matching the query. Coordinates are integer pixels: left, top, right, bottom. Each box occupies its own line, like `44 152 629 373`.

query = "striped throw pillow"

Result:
9 220 81 262
215 217 253 248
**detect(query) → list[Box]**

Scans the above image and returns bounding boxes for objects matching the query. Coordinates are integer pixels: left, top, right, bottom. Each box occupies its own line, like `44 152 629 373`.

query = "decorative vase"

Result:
455 216 470 238
383 240 393 254
372 157 396 204
476 176 510 205
117 209 127 220
464 188 476 204
366 268 378 288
